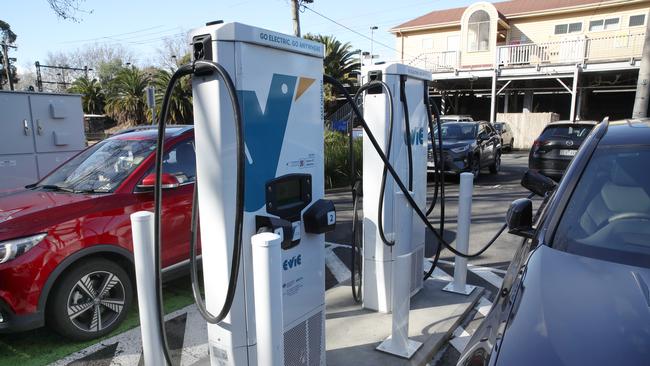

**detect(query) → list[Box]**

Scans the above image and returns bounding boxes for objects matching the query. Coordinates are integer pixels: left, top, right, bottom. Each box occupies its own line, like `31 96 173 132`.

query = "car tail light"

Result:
532 140 550 148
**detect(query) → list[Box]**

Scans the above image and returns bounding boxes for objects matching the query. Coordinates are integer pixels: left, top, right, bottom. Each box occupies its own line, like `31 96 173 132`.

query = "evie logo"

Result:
408 127 425 146
283 255 302 271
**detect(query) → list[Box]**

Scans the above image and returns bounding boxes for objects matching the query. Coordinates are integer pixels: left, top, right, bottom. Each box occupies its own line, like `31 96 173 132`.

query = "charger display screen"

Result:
265 174 312 221
275 179 301 207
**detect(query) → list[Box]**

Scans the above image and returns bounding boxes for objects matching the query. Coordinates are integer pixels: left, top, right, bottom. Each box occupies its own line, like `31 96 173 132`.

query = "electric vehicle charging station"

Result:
129 21 497 366
189 22 334 366
131 22 337 366
360 63 432 313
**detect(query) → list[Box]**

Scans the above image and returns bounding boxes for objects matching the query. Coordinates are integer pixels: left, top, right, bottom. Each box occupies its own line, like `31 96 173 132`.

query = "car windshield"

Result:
37 138 156 193
553 146 650 268
434 123 476 140
540 124 593 140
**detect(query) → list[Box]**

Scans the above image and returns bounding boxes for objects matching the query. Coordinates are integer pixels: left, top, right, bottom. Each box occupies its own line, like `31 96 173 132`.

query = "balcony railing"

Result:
407 50 459 71
497 32 645 66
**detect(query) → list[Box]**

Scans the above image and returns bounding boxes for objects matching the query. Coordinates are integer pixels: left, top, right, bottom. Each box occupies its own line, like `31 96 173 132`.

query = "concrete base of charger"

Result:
325 279 483 366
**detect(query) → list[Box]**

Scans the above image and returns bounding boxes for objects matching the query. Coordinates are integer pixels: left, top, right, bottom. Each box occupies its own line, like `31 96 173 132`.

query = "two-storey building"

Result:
391 0 649 123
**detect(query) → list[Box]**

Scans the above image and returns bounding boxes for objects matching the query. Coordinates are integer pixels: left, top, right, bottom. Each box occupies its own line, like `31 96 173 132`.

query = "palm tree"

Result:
303 34 360 84
303 34 360 115
69 77 104 114
153 68 193 125
105 67 149 126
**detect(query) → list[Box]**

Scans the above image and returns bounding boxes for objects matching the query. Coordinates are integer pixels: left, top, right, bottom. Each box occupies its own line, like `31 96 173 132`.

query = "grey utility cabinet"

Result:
0 90 86 190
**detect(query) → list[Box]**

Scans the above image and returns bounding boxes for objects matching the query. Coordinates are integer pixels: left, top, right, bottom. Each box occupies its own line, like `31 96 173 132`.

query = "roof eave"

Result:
390 21 461 34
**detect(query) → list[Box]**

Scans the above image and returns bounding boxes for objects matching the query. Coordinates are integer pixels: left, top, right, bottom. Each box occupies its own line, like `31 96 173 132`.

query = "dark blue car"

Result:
459 118 650 366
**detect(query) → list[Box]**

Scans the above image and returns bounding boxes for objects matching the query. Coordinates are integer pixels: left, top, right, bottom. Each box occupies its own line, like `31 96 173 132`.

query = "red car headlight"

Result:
0 233 47 264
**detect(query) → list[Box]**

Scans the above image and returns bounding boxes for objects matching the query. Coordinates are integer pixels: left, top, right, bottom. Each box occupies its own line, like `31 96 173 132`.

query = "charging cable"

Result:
154 60 244 365
324 75 514 259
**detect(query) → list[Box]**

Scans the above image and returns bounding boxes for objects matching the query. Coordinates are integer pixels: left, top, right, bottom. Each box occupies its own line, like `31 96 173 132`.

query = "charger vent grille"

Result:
284 310 324 366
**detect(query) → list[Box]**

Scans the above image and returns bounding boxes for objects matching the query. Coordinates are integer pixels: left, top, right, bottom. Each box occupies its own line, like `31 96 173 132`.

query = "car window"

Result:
553 146 650 268
156 140 196 184
540 125 593 140
477 123 487 138
436 123 476 140
39 139 156 193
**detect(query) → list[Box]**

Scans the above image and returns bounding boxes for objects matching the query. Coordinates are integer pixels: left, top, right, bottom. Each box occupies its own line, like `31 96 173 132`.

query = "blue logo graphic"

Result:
238 74 297 212
406 127 425 146
283 255 302 271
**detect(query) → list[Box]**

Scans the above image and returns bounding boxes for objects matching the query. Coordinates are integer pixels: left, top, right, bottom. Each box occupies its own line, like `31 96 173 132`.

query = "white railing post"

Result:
443 173 476 295
130 211 166 366
251 232 284 366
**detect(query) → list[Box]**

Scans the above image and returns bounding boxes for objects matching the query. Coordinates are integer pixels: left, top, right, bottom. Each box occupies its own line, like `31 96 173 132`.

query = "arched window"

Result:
468 10 490 51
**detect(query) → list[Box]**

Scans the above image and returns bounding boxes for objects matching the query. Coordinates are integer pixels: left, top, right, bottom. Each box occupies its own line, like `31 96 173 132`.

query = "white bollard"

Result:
251 232 284 366
130 211 166 366
443 172 476 295
376 192 422 359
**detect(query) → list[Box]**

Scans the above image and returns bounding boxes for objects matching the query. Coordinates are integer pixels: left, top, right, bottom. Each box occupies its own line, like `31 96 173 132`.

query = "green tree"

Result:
303 34 360 115
0 20 18 88
153 68 193 125
303 34 360 83
69 76 104 114
105 67 149 126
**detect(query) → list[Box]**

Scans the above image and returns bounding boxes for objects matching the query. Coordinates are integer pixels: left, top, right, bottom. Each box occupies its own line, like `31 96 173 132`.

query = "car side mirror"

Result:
137 173 180 191
506 198 535 239
521 169 556 197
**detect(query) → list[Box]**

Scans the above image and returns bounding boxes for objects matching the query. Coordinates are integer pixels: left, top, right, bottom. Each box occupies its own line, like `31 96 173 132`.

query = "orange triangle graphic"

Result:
295 77 316 101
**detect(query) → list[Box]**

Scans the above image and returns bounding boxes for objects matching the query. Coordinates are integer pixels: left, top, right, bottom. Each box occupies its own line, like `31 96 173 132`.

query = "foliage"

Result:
105 67 150 126
324 130 362 189
153 68 193 125
0 20 18 88
69 76 104 114
303 33 360 116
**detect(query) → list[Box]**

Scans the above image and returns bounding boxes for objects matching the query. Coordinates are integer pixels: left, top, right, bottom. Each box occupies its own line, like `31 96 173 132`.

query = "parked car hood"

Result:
441 139 474 150
496 245 650 366
0 189 109 238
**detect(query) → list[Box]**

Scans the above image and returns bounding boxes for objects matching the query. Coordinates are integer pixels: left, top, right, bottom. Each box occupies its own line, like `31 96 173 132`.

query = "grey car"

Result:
493 122 514 151
458 118 650 366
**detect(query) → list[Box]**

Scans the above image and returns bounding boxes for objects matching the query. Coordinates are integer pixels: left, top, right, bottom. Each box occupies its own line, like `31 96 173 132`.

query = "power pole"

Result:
632 10 650 118
291 0 301 37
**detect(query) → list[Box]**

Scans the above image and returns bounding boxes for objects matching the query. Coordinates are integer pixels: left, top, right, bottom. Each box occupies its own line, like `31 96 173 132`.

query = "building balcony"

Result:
497 32 645 67
406 32 644 75
408 50 460 72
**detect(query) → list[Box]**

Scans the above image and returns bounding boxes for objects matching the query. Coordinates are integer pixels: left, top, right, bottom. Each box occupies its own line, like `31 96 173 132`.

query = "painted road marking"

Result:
448 326 471 353
325 246 351 283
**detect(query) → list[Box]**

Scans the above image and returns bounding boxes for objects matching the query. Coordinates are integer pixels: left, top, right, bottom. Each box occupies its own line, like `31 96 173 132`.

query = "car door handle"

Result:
23 119 30 135
36 120 43 135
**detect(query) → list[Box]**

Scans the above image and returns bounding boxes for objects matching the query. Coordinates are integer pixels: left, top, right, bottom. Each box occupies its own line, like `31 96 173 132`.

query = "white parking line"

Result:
108 330 142 366
179 306 209 366
437 259 507 275
449 326 471 353
424 259 454 281
50 305 195 366
325 246 351 283
476 296 493 317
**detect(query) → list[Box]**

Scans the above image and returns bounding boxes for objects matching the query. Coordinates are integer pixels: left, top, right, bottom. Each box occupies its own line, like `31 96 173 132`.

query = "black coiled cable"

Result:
154 60 244 365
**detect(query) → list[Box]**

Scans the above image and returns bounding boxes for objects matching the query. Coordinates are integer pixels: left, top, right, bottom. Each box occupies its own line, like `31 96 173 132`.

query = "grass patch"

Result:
0 276 195 366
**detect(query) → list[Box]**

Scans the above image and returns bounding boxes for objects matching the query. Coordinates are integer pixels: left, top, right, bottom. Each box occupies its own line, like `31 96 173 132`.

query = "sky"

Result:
3 0 480 74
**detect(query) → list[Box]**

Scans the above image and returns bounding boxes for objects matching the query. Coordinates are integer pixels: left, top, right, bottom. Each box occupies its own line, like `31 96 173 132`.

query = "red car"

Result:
0 126 196 340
